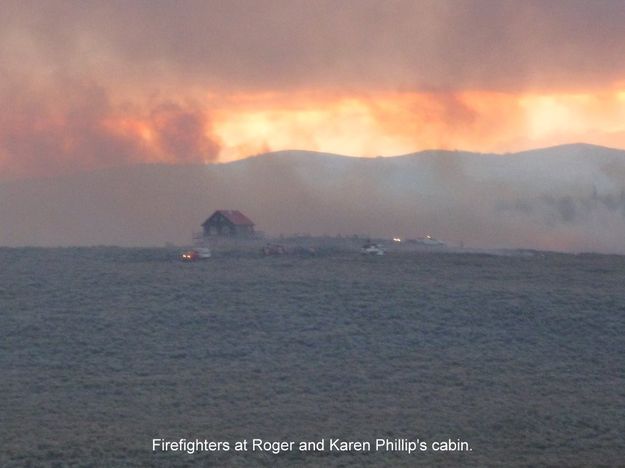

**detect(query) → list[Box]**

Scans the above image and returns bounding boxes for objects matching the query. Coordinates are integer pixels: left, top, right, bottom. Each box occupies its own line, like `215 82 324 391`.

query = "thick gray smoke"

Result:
1 144 624 253
4 0 625 92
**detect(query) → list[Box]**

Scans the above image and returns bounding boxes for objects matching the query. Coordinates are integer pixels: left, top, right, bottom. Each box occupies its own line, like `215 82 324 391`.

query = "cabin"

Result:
202 210 255 237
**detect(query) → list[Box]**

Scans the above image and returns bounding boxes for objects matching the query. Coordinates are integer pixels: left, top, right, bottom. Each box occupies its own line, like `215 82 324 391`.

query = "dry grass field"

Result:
1 247 624 466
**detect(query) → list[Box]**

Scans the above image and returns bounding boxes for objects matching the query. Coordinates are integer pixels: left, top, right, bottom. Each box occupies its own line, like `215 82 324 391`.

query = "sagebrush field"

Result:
1 248 623 466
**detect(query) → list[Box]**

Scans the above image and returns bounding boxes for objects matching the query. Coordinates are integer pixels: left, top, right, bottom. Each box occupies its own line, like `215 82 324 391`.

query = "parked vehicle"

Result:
180 247 212 261
361 242 385 256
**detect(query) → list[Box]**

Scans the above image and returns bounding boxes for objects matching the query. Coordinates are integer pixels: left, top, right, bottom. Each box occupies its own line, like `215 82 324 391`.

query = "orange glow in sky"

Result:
5 0 625 180
4 85 625 179
208 88 625 161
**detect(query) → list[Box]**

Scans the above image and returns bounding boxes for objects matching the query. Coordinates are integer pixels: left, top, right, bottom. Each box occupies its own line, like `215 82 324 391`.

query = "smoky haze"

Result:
1 144 624 254
5 1 625 178
4 0 625 91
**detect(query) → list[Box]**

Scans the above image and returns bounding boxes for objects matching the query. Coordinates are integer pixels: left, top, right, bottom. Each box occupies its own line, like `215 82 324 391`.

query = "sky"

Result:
4 0 625 179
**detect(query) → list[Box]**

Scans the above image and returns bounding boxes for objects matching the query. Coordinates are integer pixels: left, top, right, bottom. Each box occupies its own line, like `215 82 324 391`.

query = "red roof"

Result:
208 210 254 226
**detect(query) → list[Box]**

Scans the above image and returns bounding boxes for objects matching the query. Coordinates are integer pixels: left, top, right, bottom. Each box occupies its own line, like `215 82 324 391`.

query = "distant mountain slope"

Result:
1 144 624 253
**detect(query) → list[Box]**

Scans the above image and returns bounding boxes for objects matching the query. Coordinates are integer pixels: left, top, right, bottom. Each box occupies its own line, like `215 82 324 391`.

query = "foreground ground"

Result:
1 247 624 466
